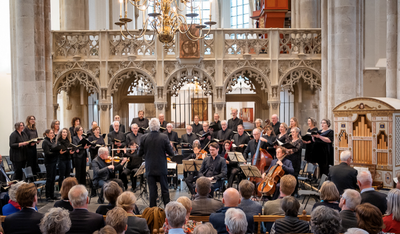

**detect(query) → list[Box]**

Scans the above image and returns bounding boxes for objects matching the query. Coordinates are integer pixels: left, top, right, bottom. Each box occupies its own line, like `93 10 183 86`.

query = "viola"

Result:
257 164 285 196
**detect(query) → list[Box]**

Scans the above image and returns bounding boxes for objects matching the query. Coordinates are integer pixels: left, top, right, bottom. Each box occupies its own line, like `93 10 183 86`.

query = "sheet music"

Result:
240 165 262 178
353 166 369 175
167 162 177 169
228 152 246 163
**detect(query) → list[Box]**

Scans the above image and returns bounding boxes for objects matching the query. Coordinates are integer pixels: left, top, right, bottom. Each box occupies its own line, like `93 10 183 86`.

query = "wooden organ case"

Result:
333 97 400 188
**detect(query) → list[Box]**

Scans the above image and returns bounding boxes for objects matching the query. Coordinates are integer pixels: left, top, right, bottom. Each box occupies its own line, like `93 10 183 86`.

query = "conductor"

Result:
138 118 175 207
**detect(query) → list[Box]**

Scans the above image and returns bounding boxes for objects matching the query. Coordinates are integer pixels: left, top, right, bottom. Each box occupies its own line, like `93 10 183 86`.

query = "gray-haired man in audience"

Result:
165 201 187 234
339 189 362 232
224 208 248 234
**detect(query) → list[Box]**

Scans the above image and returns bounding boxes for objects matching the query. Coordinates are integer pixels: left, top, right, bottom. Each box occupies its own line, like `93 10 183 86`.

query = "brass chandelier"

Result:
115 0 216 46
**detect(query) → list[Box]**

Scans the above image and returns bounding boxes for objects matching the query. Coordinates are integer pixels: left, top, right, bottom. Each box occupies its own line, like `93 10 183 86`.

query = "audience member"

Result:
117 191 150 234
192 223 217 234
344 228 369 234
191 177 223 216
339 189 361 232
95 225 118 234
165 201 187 234
270 196 309 234
263 174 296 215
106 207 128 234
2 181 26 215
40 207 72 234
237 180 262 216
3 183 43 234
224 208 248 234
382 188 400 233
209 188 254 234
358 171 387 214
310 206 341 234
355 203 383 234
328 150 358 194
54 177 78 211
312 181 341 212
96 181 123 215
163 196 198 234
67 185 105 234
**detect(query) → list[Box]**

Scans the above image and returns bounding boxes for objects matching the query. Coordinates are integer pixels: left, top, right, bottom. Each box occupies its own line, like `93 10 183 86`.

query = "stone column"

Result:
292 0 320 28
10 0 53 133
320 0 328 119
99 104 111 144
60 0 89 30
397 0 400 98
387 0 397 98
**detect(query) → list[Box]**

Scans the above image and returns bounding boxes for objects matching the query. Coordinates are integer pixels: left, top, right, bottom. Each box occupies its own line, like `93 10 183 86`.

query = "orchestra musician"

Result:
72 126 90 185
198 142 227 197
191 115 203 134
24 115 41 175
92 147 127 204
181 125 198 146
222 140 242 188
108 121 126 157
53 128 75 186
121 141 143 191
164 123 179 153
199 122 212 151
184 143 203 197
109 115 126 133
69 117 81 138
270 114 281 136
285 127 303 196
260 125 276 158
232 124 250 154
126 124 142 146
88 126 105 161
130 110 149 130
216 121 233 153
50 120 60 137
243 128 268 160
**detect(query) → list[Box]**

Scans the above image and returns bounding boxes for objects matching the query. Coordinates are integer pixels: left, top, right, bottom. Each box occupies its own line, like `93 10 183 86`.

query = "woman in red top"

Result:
382 188 400 233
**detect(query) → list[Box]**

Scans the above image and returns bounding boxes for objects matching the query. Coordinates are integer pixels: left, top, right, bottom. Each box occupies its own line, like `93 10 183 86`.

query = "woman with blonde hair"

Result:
163 196 198 234
117 191 150 234
312 181 341 212
383 188 400 233
54 177 78 211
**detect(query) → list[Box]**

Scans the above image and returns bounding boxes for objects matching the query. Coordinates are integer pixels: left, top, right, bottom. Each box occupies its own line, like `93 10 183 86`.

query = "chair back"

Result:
22 167 34 182
88 170 94 180
317 174 328 190
305 163 315 174
38 164 46 173
4 156 13 171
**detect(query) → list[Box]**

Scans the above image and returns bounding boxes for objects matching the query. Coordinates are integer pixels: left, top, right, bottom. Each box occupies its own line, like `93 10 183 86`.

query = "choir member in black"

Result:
164 123 179 153
259 125 276 158
50 120 60 137
303 117 318 162
121 142 143 191
198 142 227 197
23 115 41 175
211 113 222 131
42 129 57 201
54 128 75 187
92 147 127 204
73 126 90 185
311 119 334 176
285 127 303 196
271 114 281 136
88 126 106 160
130 110 149 130
126 123 143 146
243 128 268 160
227 108 243 132
289 117 301 138
255 118 264 132
184 144 203 197
158 113 168 129
191 115 203 134
87 121 100 136
109 115 126 133
276 122 289 143
216 121 233 153
108 121 126 157
9 122 29 180
198 122 212 151
223 140 241 188
232 124 250 154
69 117 81 138
181 125 198 145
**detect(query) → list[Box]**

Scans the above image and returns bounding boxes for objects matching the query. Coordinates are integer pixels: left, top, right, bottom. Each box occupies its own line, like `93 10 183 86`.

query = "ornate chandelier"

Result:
115 0 216 46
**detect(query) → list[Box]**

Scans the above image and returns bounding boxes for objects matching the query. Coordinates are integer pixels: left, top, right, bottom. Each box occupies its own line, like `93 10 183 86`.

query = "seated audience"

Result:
54 177 78 211
270 196 310 234
237 180 262 216
2 181 26 215
117 191 150 234
106 207 128 234
328 150 358 194
339 189 361 232
310 206 341 234
209 188 254 234
163 196 198 234
40 207 72 234
67 185 105 234
192 223 217 234
165 201 187 234
95 225 118 234
191 177 224 216
3 183 44 234
382 188 400 233
355 203 383 234
358 171 387 214
224 208 248 234
312 181 341 212
96 181 123 215
263 174 297 215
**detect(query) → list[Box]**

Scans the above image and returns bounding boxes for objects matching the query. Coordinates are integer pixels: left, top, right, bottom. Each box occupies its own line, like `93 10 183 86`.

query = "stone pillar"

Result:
292 0 320 28
99 104 111 144
10 0 53 133
60 0 89 30
320 0 328 119
397 0 400 98
387 0 397 98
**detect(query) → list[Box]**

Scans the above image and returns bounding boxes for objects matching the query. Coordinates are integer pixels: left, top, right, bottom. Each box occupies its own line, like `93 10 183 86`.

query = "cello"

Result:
257 164 285 196
249 136 273 190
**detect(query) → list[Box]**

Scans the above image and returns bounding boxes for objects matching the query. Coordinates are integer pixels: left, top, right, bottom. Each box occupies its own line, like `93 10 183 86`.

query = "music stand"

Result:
134 163 148 207
182 160 202 172
228 152 246 163
240 165 262 178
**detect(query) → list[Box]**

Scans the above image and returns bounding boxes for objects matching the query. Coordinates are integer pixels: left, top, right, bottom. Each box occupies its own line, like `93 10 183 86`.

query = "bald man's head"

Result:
223 188 241 207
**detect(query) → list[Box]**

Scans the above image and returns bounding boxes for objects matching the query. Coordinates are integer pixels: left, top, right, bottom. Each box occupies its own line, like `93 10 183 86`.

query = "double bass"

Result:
249 137 273 189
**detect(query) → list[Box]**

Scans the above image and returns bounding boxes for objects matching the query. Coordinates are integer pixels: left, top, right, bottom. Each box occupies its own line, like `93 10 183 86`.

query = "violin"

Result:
257 164 285 196
197 141 211 160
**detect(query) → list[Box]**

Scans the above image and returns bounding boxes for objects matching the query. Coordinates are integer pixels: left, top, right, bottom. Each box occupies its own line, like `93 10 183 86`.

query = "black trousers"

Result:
210 180 223 197
45 161 57 198
147 175 170 207
73 156 87 185
26 147 38 175
185 172 198 195
121 168 138 190
227 167 241 188
58 159 71 186
12 161 25 181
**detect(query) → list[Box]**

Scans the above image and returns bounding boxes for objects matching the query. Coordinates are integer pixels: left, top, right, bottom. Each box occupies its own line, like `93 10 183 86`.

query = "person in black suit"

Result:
126 123 143 147
164 123 179 152
270 114 281 136
73 126 90 185
108 121 126 157
211 113 222 131
159 113 168 130
227 108 243 132
328 150 358 194
358 170 387 215
109 115 126 133
9 122 29 180
130 110 149 130
120 142 143 191
232 124 250 154
42 129 57 201
3 183 44 234
243 128 268 160
180 125 198 146
198 121 212 151
191 115 203 134
67 185 105 234
138 118 175 207
216 121 233 153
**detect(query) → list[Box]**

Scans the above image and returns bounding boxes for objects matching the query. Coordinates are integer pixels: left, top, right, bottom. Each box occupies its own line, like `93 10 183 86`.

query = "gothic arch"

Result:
53 68 100 97
223 67 271 94
164 67 215 96
108 68 157 96
279 66 321 92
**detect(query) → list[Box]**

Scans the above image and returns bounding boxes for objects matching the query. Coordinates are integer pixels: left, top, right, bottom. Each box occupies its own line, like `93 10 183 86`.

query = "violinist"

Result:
92 147 127 204
184 144 203 197
199 122 212 152
232 124 250 154
88 126 105 161
121 141 143 191
243 128 268 160
260 125 276 158
223 140 242 188
72 126 90 185
108 121 126 157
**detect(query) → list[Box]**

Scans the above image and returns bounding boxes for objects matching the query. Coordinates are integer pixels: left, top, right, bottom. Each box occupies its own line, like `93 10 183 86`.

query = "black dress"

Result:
285 138 303 195
73 136 88 185
88 135 106 160
304 127 318 162
42 137 57 199
23 127 39 175
9 130 29 180
53 138 72 186
311 129 334 176
263 134 276 159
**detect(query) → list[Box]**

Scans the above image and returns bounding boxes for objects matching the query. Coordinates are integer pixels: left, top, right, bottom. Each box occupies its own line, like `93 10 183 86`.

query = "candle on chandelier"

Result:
209 0 212 20
125 0 128 18
119 0 123 18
